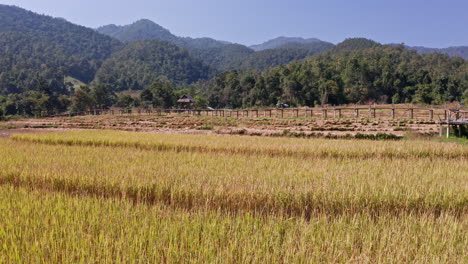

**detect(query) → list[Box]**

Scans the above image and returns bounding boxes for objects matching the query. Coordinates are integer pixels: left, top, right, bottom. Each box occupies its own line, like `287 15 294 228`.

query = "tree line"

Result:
1 42 467 119
199 45 468 108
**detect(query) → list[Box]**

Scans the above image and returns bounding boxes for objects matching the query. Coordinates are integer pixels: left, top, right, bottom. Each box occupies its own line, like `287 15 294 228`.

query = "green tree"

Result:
92 84 115 109
71 86 95 113
115 94 136 108
146 78 175 108
194 96 208 108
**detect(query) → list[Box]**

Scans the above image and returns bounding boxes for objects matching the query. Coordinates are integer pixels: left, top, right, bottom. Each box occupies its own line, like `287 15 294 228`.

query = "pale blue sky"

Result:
1 0 467 47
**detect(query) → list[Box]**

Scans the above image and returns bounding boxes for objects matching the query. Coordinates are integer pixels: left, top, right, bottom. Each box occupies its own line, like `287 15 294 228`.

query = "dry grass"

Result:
1 186 467 263
0 130 467 262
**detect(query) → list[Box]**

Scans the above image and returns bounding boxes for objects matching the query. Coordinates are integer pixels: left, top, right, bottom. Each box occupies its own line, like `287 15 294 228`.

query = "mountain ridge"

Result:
96 19 229 49
249 37 324 51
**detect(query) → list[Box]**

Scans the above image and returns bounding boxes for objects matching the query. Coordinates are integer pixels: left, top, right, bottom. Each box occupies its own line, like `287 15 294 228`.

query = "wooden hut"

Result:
177 95 196 109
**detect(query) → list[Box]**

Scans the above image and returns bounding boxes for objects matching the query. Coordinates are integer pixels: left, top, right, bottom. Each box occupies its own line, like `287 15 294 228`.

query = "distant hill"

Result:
189 44 255 72
0 4 122 94
97 19 182 45
202 43 468 109
395 45 468 60
97 19 227 49
241 41 335 70
249 37 325 51
96 19 254 71
1 3 465 102
94 39 213 91
331 38 381 53
96 22 341 71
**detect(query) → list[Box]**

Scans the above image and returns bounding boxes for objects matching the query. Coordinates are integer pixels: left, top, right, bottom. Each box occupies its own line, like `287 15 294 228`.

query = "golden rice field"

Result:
1 130 467 263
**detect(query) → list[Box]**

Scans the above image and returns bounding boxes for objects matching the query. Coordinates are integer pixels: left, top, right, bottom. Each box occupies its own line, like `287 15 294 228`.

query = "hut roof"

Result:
177 95 195 103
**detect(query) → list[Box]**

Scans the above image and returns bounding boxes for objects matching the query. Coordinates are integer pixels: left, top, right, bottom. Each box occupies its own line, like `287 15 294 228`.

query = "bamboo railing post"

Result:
409 108 414 119
391 108 395 119
355 108 359 118
323 109 328 119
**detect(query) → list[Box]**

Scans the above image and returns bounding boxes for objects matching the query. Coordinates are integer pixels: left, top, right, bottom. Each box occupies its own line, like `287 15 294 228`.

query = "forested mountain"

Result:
402 45 468 60
200 45 468 108
250 37 325 51
97 19 255 72
96 20 339 72
97 19 227 49
189 44 255 72
241 42 335 71
94 40 213 91
331 38 381 53
0 4 467 118
0 4 122 94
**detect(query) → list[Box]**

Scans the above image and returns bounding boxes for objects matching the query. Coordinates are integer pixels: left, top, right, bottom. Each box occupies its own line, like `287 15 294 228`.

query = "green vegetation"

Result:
0 5 121 94
202 44 467 108
240 42 333 71
94 39 213 91
0 5 467 118
189 44 255 72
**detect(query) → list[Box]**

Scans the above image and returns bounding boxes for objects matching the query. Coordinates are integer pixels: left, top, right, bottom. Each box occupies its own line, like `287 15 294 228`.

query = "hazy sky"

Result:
1 0 467 47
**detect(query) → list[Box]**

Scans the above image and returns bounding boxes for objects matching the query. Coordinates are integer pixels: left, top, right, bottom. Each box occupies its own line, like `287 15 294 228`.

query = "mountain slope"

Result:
97 19 253 71
94 40 213 91
404 45 468 60
189 44 255 72
0 4 122 94
202 44 468 108
0 5 121 61
97 19 182 45
241 41 335 70
249 37 324 51
96 19 227 49
331 38 381 53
